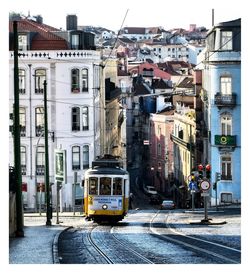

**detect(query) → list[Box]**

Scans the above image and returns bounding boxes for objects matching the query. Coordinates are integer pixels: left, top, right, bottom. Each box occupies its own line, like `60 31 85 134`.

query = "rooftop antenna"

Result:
212 8 214 27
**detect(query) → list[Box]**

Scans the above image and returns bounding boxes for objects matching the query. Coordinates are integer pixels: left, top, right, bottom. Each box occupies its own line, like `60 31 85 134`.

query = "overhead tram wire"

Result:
102 8 129 69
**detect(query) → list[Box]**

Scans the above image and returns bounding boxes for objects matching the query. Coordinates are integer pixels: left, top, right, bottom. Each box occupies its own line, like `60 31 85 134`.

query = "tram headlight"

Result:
102 204 108 210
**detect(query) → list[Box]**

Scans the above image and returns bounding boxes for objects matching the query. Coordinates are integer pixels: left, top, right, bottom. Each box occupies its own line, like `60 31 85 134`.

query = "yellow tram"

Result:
83 155 130 223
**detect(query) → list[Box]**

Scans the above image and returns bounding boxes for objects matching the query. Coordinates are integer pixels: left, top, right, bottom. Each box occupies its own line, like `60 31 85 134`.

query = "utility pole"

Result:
44 80 52 226
13 21 24 237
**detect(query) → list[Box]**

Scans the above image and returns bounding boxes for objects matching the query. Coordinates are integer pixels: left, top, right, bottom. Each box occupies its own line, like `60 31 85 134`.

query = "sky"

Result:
6 0 246 32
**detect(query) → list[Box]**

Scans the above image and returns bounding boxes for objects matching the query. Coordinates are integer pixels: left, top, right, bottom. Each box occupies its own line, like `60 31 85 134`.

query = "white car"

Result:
144 185 157 195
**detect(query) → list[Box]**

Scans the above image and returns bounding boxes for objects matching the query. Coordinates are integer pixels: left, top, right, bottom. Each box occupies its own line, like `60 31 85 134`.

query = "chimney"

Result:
66 14 78 30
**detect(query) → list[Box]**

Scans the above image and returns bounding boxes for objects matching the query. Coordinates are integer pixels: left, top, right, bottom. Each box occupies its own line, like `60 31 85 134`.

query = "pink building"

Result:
149 108 175 195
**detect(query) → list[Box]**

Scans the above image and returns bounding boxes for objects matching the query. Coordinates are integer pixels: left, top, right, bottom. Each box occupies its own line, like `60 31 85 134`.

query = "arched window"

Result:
36 146 45 175
72 146 80 170
81 69 88 92
72 107 80 131
82 106 89 131
71 69 80 93
35 69 46 94
19 69 26 94
35 107 44 136
20 107 26 137
82 145 89 169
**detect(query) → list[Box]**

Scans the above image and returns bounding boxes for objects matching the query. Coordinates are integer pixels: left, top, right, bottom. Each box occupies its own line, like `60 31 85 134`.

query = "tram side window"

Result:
89 177 98 195
100 177 111 195
113 178 123 195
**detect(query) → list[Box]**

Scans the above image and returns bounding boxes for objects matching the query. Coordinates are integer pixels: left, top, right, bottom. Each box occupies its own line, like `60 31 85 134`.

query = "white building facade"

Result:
9 49 103 210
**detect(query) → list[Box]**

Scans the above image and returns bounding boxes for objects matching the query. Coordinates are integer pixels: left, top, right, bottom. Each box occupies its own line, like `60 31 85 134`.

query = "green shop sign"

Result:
214 135 236 146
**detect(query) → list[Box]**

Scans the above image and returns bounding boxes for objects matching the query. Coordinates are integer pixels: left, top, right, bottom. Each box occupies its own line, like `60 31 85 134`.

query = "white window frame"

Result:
82 145 89 169
220 76 232 95
221 31 233 51
221 154 232 181
18 34 28 51
221 114 232 135
72 146 81 170
35 69 46 94
19 69 26 94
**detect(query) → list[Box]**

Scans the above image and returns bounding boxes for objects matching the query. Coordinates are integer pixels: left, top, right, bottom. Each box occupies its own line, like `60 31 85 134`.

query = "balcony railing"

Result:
214 93 236 107
36 165 45 176
214 135 236 147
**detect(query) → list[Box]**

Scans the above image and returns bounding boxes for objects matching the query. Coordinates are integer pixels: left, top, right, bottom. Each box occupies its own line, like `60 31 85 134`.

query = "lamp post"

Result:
43 80 52 226
35 132 44 215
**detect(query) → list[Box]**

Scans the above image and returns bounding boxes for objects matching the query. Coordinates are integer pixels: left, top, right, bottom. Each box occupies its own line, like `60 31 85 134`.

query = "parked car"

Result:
160 200 175 210
149 194 162 205
143 185 158 196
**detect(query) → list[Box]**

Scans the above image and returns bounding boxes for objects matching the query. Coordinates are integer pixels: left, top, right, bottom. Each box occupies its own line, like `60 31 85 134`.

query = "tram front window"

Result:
100 177 111 195
89 177 98 195
113 178 122 195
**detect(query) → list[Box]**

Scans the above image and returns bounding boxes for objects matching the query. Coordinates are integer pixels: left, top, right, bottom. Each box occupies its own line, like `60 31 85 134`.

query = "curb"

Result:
52 226 73 264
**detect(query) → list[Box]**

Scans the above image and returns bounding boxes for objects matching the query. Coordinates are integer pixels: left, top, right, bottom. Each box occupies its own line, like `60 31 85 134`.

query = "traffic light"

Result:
198 164 204 179
205 164 211 179
213 182 217 190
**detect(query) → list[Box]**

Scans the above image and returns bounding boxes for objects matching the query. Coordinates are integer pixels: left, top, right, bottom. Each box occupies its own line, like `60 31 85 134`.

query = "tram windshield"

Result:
113 178 123 195
100 177 111 195
89 177 98 195
88 176 124 195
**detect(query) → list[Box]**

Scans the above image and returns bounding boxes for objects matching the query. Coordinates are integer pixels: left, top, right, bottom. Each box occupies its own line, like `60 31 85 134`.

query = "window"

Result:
89 177 98 195
113 178 123 195
72 107 80 131
19 69 26 94
221 31 233 50
221 115 232 135
157 143 161 156
20 107 26 137
72 146 80 170
18 34 28 51
100 177 111 195
71 34 80 49
221 193 232 203
35 69 46 94
81 69 88 92
82 145 89 169
221 155 232 180
82 106 89 130
36 146 45 175
71 68 89 93
220 77 232 95
71 69 80 92
21 146 26 175
35 107 44 136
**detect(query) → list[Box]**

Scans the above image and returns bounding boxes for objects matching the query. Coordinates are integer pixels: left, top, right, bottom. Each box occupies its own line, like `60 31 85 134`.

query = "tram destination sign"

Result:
55 149 67 183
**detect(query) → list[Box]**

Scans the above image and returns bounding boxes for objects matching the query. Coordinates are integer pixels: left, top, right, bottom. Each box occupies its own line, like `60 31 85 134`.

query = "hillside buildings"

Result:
9 12 241 210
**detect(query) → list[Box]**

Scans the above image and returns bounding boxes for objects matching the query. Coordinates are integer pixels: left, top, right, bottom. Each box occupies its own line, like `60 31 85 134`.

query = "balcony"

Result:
36 165 45 176
214 135 236 147
214 93 236 108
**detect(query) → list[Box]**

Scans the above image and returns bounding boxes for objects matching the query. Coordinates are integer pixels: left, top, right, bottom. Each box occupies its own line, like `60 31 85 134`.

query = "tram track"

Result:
86 224 154 264
149 211 241 264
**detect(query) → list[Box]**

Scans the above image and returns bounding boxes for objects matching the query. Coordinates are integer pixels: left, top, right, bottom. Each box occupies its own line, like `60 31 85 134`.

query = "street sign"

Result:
55 149 67 183
200 180 210 191
201 192 210 197
189 181 198 191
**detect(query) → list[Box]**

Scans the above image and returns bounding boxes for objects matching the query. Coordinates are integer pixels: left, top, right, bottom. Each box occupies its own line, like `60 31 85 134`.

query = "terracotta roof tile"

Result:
9 19 69 50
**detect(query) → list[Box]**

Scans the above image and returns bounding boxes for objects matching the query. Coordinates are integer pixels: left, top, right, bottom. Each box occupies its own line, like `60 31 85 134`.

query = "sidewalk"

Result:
9 212 84 264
